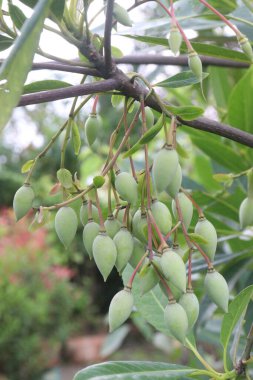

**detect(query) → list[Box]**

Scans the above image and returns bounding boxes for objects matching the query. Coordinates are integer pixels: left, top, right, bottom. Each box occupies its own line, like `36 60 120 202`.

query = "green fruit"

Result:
82 220 100 259
132 210 148 242
85 113 101 146
129 237 146 269
164 301 188 343
105 216 121 238
152 146 179 193
161 248 186 292
151 199 172 235
179 290 199 330
239 197 253 229
166 164 182 198
204 269 229 313
188 50 202 80
195 218 217 261
80 201 99 226
55 206 78 248
109 288 134 332
115 172 138 205
139 106 154 129
139 258 160 295
172 192 193 231
113 3 132 27
238 35 253 62
114 227 134 273
13 184 35 221
92 232 117 281
168 26 182 56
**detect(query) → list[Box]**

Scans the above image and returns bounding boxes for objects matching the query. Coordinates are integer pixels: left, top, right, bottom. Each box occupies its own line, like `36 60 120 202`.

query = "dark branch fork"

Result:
11 7 253 148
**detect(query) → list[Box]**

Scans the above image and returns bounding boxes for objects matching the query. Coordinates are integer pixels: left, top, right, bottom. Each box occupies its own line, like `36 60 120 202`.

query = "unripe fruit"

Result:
55 206 78 248
188 50 202 80
82 220 100 259
139 258 160 295
238 35 253 62
166 164 182 198
129 237 146 269
164 301 188 343
84 113 101 146
179 290 199 330
161 248 186 292
109 288 134 332
115 172 138 205
151 199 172 235
132 210 148 242
194 217 217 261
114 227 134 273
204 269 229 313
113 3 132 27
105 216 121 238
168 26 182 56
139 106 154 129
239 197 253 229
172 192 193 231
80 201 99 226
152 146 179 193
92 232 117 281
13 184 35 221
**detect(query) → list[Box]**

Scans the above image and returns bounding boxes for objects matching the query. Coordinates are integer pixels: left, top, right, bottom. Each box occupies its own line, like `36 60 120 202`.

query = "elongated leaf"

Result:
9 4 26 30
20 0 65 19
0 35 14 52
123 116 163 158
123 35 250 63
166 105 204 120
0 0 53 132
228 67 253 134
23 79 71 94
74 361 196 380
154 71 209 89
220 285 253 358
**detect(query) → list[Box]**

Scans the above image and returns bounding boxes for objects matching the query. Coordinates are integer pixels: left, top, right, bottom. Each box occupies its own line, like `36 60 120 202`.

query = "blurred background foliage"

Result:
0 0 253 378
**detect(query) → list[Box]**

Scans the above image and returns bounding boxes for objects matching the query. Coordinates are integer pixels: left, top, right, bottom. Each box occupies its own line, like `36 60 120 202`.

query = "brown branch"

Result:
236 323 253 375
104 0 114 74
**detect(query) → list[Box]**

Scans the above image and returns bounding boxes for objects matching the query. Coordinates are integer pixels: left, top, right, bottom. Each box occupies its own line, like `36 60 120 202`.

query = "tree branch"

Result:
104 0 114 75
17 76 253 148
18 79 120 106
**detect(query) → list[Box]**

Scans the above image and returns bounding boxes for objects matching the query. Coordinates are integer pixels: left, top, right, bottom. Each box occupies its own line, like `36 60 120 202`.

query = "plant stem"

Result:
186 338 220 376
127 251 149 288
95 188 106 231
180 188 204 218
164 221 181 241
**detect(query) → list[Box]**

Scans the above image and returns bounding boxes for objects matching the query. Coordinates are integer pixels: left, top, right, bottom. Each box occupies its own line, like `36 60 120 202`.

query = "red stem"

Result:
88 199 93 220
148 210 167 248
164 220 181 241
127 251 149 288
153 262 174 300
198 0 239 35
180 188 204 218
92 95 99 113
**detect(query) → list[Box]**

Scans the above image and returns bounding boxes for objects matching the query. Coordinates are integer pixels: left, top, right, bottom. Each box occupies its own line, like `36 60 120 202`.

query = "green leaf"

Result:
74 361 196 380
228 67 253 134
71 121 81 156
220 285 253 359
188 233 208 245
123 35 250 63
23 80 71 94
0 35 14 52
166 105 204 120
111 94 124 108
57 168 73 189
21 159 34 173
9 4 26 30
123 116 163 158
213 173 233 183
176 142 189 159
154 71 209 89
19 0 65 19
111 46 123 58
0 0 53 132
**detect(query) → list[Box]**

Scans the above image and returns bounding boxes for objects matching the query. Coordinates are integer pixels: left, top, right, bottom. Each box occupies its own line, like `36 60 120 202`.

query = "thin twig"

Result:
104 0 114 75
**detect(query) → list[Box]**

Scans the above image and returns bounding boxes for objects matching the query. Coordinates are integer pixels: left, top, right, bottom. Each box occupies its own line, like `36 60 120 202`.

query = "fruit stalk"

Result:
127 251 149 288
95 188 106 231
